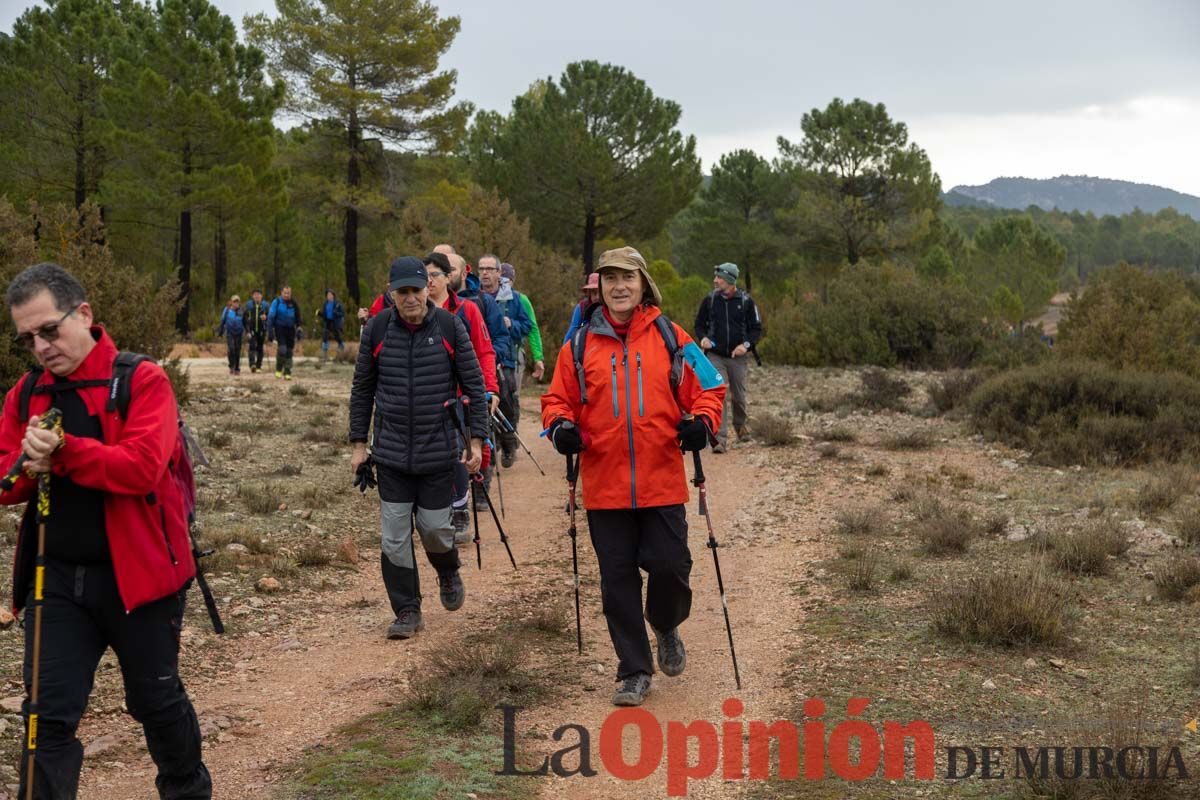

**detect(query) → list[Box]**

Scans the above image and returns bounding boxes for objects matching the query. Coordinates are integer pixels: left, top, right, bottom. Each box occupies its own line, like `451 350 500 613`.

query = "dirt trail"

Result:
74 361 828 799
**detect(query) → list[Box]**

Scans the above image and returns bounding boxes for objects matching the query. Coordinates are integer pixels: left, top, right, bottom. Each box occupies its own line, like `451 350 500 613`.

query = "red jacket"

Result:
442 292 499 394
541 304 725 510
0 328 195 613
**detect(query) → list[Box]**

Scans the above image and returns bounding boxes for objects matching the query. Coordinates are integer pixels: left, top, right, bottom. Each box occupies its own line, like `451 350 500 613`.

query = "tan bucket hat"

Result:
595 246 661 306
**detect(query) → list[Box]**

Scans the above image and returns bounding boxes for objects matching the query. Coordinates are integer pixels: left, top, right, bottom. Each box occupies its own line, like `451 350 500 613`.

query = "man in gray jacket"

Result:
350 256 487 640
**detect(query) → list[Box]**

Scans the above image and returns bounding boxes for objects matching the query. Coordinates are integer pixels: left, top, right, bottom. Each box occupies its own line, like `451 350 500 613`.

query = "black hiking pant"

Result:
377 465 459 616
275 326 296 375
498 366 520 459
19 559 210 799
587 505 693 679
247 331 265 370
225 332 242 373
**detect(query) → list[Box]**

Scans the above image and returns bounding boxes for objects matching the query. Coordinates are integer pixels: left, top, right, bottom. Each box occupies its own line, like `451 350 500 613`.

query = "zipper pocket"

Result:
148 493 178 566
611 354 619 418
636 353 644 417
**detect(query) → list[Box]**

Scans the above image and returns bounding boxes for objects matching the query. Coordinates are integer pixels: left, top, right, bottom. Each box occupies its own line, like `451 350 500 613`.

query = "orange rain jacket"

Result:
541 304 725 510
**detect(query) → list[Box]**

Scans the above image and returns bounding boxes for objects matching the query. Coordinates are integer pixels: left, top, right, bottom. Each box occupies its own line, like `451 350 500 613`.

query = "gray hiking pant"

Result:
706 352 749 445
378 466 458 614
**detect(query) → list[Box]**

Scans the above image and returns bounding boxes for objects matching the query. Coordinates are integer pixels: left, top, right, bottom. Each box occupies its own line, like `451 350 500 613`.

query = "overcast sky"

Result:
6 0 1200 195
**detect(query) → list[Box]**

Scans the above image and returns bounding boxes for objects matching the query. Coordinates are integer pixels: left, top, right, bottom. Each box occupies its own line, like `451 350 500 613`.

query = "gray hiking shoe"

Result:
452 508 471 544
386 609 424 640
712 443 727 454
652 626 686 677
612 673 652 706
437 570 465 611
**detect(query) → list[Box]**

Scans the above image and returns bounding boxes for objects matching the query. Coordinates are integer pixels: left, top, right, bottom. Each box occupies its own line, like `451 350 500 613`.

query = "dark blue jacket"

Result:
459 274 514 369
268 296 303 331
488 286 532 365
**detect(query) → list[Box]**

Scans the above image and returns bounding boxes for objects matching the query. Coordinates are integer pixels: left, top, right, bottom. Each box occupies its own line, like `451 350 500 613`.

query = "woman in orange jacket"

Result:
541 246 725 706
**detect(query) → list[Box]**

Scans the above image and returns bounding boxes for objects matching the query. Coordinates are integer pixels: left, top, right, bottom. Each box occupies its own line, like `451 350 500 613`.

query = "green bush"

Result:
808 263 992 369
1058 263 1200 378
0 201 178 390
969 360 1200 466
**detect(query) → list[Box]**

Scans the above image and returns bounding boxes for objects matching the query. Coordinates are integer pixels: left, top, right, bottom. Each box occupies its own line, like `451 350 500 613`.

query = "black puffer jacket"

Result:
349 303 488 473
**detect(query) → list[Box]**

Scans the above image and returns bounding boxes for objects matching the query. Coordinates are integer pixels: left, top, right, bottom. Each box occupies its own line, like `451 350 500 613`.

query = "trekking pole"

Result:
566 454 583 654
23 409 63 800
692 450 742 690
491 408 546 476
469 479 482 570
445 399 517 569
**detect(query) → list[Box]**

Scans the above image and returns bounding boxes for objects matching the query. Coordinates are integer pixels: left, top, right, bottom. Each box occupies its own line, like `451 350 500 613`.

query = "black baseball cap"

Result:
388 256 428 290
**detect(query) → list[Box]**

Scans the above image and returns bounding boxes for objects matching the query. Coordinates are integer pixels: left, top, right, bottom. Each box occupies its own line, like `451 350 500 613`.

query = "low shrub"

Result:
851 368 912 411
881 430 935 451
969 360 1200 466
834 506 886 537
1134 467 1194 516
751 412 796 446
916 505 978 555
846 551 879 591
405 639 537 730
1043 517 1129 575
928 369 990 415
1153 553 1200 601
932 559 1073 646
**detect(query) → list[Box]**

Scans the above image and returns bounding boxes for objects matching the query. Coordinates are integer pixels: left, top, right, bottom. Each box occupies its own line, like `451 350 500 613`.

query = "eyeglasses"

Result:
427 270 446 279
478 265 500 273
13 304 80 350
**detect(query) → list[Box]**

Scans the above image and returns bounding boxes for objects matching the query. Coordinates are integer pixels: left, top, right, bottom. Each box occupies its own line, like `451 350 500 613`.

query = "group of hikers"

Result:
0 246 764 798
215 287 347 379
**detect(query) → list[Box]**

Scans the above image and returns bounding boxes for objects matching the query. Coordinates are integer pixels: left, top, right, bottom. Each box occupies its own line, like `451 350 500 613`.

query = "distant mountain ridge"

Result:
945 176 1200 219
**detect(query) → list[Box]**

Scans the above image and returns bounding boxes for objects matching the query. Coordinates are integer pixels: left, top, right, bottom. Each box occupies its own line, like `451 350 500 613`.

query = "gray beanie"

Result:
714 262 739 284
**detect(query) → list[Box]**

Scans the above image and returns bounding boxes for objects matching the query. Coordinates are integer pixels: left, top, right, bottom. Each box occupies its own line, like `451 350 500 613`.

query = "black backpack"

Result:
569 305 684 405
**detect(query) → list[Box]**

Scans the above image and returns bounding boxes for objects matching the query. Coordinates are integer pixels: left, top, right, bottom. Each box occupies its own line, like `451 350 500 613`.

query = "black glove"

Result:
676 416 713 453
549 419 585 455
353 456 377 493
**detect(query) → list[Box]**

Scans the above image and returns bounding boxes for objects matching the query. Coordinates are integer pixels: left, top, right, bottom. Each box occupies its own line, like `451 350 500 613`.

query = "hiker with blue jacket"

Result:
316 289 346 361
242 289 269 373
216 294 244 376
476 254 531 468
267 286 304 380
350 256 488 640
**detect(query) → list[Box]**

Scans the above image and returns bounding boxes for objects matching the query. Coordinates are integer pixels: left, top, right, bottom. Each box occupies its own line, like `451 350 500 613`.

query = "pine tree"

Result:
246 0 469 306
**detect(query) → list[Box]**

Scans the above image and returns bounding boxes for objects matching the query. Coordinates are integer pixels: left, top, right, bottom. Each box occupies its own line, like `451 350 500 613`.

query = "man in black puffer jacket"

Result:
350 256 488 640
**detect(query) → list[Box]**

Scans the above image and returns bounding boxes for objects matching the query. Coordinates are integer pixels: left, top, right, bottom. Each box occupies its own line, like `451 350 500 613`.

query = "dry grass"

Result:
237 482 283 515
932 558 1073 646
1133 466 1194 516
528 599 571 635
888 562 914 582
833 506 886 537
865 462 889 477
1173 504 1200 546
1041 517 1129 576
295 542 332 568
846 550 879 591
1152 552 1200 601
852 368 912 411
981 509 1010 536
916 504 978 555
751 412 796 446
206 430 232 449
881 429 935 451
271 464 303 477
816 442 841 459
814 425 856 443
404 638 538 730
288 384 310 396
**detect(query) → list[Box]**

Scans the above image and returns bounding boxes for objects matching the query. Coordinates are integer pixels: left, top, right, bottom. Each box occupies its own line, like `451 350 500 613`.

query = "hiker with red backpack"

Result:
350 256 489 640
424 251 501 544
542 247 726 707
0 263 211 799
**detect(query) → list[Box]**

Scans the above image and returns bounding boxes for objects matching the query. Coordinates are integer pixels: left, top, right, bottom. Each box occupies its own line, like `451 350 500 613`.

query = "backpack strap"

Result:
109 352 152 418
17 368 44 423
571 323 590 405
653 314 684 392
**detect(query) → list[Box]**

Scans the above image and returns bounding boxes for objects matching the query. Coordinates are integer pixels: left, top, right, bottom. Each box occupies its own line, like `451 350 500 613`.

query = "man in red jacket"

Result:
0 263 210 799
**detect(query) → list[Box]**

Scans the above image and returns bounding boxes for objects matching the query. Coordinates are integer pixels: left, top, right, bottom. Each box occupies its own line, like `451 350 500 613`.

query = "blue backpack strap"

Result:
653 314 684 392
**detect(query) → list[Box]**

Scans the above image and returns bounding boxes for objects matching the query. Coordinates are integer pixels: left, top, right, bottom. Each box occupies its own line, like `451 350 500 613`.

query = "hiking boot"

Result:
736 425 752 441
386 609 424 640
452 508 471 544
612 673 652 706
712 443 727 454
501 450 515 468
275 370 283 379
652 626 686 677
284 373 292 381
437 570 465 611
474 494 490 513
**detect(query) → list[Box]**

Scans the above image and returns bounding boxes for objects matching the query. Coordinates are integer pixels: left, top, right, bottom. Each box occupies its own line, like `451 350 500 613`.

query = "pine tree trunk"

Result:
582 211 597 275
175 141 192 335
344 122 361 306
271 216 282 296
214 210 227 302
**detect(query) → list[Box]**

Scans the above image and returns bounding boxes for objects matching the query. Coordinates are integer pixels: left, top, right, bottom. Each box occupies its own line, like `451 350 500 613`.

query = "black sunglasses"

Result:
13 304 80 350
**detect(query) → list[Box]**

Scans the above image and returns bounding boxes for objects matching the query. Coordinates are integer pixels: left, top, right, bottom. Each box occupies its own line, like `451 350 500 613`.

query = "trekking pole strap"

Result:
691 450 705 486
